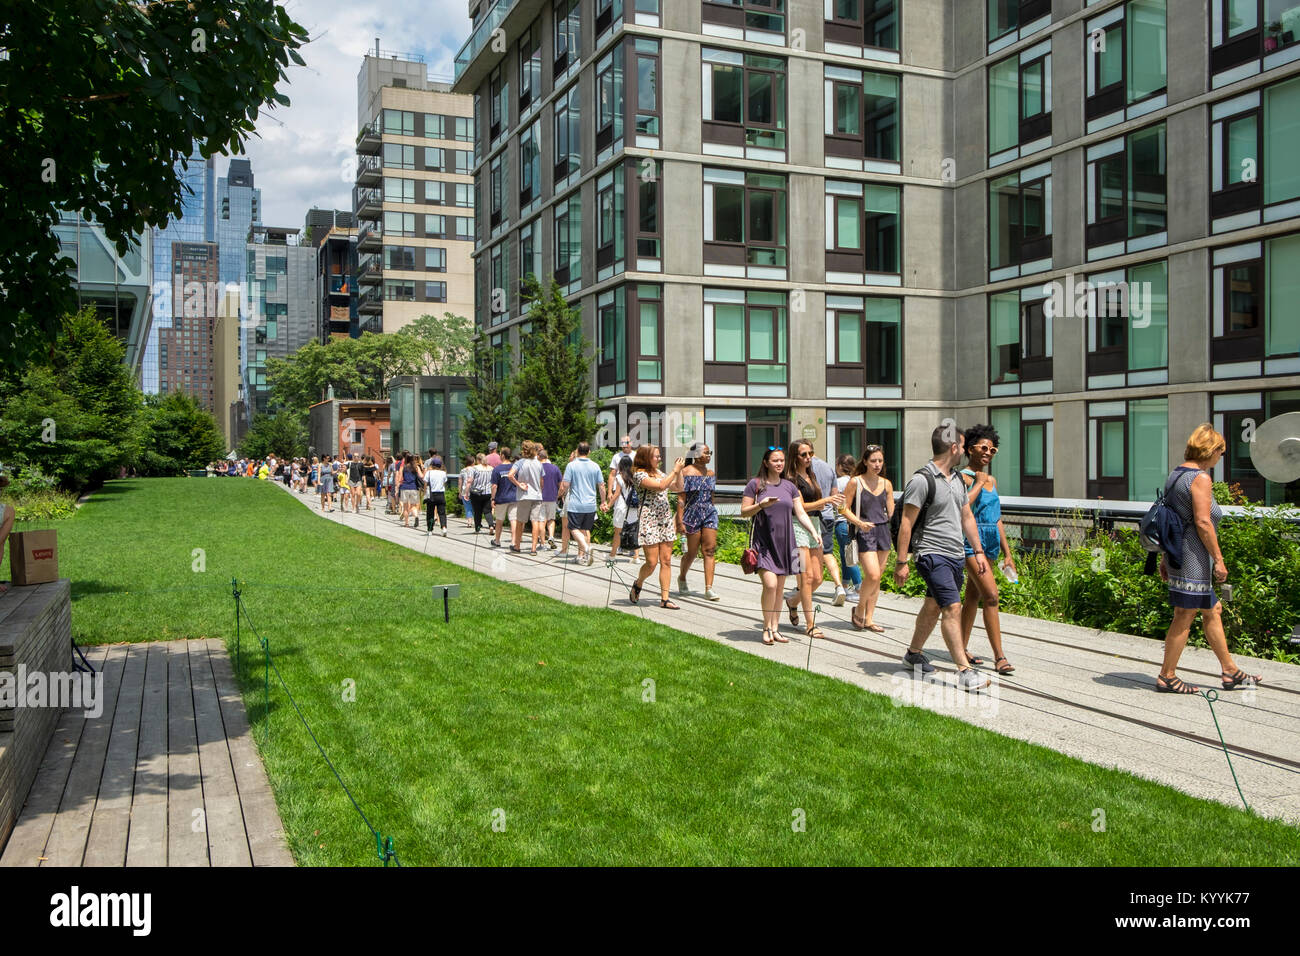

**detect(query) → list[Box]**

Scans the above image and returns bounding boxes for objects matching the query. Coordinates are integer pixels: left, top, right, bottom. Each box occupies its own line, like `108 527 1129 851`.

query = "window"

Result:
825 0 900 58
989 287 1052 395
424 147 445 171
1085 0 1167 130
1210 0 1300 77
453 150 472 175
453 117 474 142
519 22 541 113
825 67 899 167
384 178 415 204
489 153 507 229
704 169 787 278
425 215 446 238
425 248 446 272
633 38 662 145
634 284 662 392
596 168 625 275
704 288 788 396
1086 258 1169 388
519 121 541 208
596 44 625 155
423 113 444 139
988 0 1051 45
454 216 474 240
489 243 507 316
383 211 416 236
826 296 901 398
1210 77 1300 233
383 109 414 136
989 164 1051 277
989 406 1054 497
553 83 581 184
708 407 790 482
634 158 661 267
384 246 417 271
489 64 509 142
597 288 627 398
383 279 416 301
701 0 786 38
1085 121 1167 256
490 332 508 381
446 183 473 208
825 181 901 281
519 218 542 292
1088 398 1167 500
1211 233 1300 377
1215 389 1300 504
702 50 787 157
988 44 1052 163
554 192 582 287
554 0 580 77
382 143 415 170
424 282 447 302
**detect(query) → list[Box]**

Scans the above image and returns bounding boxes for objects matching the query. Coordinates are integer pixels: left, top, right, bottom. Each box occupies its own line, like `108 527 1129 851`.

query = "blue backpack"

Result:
1139 472 1186 570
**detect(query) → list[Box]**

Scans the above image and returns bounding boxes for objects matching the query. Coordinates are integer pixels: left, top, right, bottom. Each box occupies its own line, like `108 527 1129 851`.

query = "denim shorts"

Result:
917 553 964 607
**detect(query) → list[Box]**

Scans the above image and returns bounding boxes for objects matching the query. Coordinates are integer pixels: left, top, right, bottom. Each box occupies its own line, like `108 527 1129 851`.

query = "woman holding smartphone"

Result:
741 446 823 646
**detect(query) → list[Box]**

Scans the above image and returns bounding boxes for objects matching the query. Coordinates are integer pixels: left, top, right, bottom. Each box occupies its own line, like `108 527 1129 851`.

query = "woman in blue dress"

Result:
676 442 720 601
958 424 1015 675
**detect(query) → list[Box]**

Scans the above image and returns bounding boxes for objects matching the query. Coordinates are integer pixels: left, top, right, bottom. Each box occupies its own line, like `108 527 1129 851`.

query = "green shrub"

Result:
3 488 78 521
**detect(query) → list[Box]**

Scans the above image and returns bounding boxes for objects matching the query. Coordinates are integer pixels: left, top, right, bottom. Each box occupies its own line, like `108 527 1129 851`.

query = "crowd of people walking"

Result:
228 418 1259 697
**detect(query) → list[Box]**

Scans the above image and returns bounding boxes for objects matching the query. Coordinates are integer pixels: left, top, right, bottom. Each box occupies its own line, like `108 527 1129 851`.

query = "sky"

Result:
219 0 473 228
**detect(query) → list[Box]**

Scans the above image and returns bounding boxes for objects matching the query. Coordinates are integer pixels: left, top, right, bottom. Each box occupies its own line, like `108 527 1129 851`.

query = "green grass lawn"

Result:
7 478 1297 866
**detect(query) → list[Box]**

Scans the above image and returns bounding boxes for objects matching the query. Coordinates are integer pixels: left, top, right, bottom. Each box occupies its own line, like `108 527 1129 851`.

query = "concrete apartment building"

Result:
451 0 1300 505
354 45 476 336
214 288 242 450
158 241 219 410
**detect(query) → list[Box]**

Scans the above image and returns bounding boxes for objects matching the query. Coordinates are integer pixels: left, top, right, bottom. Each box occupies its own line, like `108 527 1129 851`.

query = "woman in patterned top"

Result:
676 442 720 602
628 444 685 610
1156 424 1262 695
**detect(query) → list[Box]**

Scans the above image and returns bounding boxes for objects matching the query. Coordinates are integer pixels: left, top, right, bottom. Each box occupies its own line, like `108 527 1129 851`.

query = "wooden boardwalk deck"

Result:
0 638 292 867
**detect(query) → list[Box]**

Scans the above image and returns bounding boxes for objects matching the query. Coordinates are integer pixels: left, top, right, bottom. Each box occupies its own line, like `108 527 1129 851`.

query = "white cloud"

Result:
217 0 472 228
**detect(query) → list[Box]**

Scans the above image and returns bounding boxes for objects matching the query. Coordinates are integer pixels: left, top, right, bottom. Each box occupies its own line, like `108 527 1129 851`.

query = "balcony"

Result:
358 286 383 314
327 274 351 297
357 254 383 286
354 185 382 220
453 0 518 87
356 153 382 187
357 220 383 252
356 121 381 155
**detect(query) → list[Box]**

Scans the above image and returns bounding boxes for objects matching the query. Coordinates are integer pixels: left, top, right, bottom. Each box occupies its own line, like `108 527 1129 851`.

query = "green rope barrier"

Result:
1199 689 1251 813
234 591 402 867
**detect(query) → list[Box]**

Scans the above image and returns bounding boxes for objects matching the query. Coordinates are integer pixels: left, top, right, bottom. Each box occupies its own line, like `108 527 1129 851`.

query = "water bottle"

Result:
1000 560 1018 584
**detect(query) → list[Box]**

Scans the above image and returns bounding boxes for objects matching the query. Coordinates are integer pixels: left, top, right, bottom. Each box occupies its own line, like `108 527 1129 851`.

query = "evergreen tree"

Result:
460 338 518 461
511 278 600 456
135 393 228 475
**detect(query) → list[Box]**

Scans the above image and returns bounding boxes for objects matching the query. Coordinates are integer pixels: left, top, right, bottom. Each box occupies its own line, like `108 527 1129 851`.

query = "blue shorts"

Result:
917 554 964 607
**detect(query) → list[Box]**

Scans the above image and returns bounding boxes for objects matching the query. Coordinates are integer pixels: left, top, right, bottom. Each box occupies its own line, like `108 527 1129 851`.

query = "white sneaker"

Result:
702 589 720 602
678 576 690 595
833 587 847 607
846 589 860 603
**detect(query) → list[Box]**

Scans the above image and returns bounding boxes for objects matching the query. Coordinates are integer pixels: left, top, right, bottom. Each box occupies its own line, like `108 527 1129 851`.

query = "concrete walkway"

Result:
0 639 293 867
282 484 1300 825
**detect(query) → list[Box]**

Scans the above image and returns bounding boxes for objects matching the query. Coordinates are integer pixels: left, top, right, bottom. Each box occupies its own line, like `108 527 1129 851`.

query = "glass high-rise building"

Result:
142 147 215 393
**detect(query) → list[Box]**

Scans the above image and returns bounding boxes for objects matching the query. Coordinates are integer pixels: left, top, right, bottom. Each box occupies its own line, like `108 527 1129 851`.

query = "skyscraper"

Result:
217 159 262 288
243 225 319 417
143 147 215 393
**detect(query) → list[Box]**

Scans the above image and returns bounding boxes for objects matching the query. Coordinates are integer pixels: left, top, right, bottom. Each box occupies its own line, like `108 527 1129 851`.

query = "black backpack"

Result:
891 468 937 550
1139 471 1188 571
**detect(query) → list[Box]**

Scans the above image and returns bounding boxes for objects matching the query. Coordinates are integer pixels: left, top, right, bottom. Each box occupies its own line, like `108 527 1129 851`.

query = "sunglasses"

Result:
798 451 813 458
972 445 998 455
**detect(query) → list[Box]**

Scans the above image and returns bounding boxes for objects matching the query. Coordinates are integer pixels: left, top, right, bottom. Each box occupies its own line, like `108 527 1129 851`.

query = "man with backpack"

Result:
894 422 991 691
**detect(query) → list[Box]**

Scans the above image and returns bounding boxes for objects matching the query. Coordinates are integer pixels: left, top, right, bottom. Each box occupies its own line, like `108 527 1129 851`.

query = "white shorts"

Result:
538 501 557 522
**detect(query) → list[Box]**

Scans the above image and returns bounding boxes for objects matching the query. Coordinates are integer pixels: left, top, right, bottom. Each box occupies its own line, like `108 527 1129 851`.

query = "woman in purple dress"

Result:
740 446 823 646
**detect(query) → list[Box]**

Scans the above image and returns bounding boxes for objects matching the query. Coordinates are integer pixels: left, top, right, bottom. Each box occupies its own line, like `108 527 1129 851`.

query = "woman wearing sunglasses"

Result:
741 446 823 646
959 424 1015 675
782 439 843 641
841 444 894 632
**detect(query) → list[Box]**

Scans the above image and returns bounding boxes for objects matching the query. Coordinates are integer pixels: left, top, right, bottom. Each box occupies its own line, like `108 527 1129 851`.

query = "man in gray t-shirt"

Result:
808 445 847 604
894 422 990 690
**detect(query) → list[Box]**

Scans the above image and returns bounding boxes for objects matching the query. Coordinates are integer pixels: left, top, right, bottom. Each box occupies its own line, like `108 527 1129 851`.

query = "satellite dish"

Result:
1248 412 1300 483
